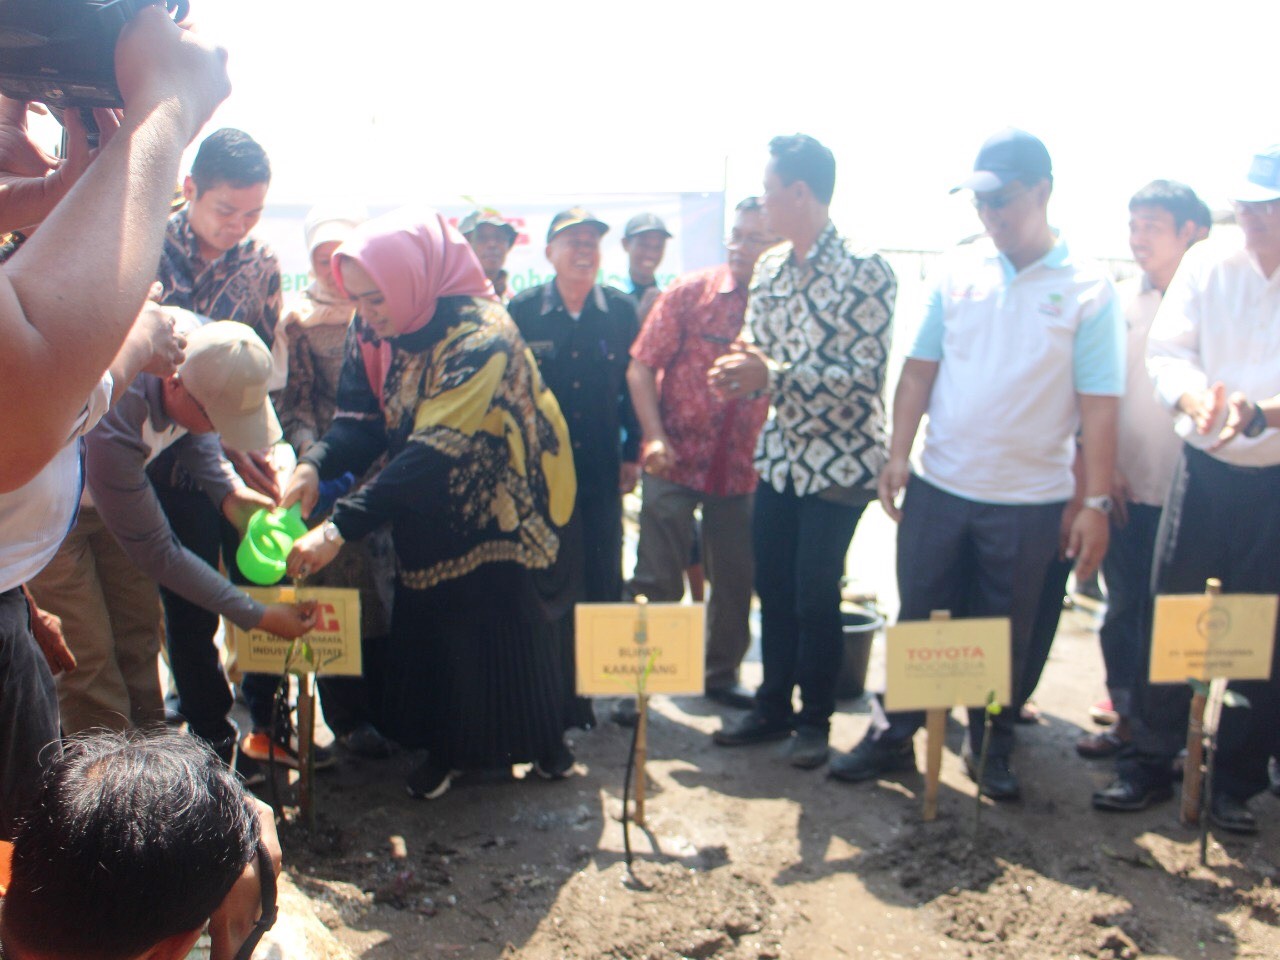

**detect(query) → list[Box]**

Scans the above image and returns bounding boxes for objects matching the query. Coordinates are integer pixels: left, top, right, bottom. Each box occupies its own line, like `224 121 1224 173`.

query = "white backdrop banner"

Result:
254 193 728 308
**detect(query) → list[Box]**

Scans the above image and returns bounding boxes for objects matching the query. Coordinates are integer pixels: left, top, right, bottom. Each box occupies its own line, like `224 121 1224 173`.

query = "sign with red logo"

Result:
883 617 1010 711
230 586 363 677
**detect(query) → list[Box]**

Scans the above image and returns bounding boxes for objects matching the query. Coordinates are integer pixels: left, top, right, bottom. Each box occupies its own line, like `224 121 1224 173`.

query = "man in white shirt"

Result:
830 129 1124 801
1075 181 1210 760
0 9 231 837
1094 145 1280 834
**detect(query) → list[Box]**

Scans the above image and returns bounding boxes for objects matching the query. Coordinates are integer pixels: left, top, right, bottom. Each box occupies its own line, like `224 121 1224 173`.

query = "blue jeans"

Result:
753 478 867 734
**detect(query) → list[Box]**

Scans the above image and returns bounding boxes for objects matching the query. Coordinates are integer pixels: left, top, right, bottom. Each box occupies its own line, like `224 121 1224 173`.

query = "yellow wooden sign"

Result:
883 617 1010 711
229 586 363 677
575 602 705 696
1149 593 1277 683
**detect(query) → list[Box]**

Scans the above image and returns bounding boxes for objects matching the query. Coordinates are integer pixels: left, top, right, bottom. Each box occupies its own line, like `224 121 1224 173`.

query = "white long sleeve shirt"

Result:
1147 236 1280 468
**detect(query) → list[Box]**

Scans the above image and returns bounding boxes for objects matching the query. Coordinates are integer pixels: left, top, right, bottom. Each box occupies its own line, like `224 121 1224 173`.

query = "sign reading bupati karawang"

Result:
883 618 1011 711
574 602 705 697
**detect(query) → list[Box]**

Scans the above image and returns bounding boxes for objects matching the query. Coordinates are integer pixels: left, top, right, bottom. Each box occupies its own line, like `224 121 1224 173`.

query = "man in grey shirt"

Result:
31 320 313 760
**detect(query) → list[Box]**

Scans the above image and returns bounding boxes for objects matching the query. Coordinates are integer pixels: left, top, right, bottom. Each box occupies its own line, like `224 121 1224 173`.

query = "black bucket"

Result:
836 603 884 700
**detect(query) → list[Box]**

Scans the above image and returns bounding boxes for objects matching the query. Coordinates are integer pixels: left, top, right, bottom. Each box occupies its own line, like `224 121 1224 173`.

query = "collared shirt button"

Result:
572 381 581 389
571 351 579 358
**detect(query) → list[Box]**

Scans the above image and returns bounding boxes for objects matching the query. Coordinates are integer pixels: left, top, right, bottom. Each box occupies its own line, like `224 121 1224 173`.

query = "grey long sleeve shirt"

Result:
85 375 266 629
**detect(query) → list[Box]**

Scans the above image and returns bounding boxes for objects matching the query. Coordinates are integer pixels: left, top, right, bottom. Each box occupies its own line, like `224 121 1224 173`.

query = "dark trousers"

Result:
577 487 623 603
1122 448 1280 801
0 587 59 840
877 476 1063 759
154 484 238 747
1098 503 1161 718
754 478 866 734
1024 554 1073 708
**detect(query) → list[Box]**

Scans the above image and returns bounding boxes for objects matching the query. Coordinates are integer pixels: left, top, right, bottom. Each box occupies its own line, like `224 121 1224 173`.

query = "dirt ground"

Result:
274 585 1280 960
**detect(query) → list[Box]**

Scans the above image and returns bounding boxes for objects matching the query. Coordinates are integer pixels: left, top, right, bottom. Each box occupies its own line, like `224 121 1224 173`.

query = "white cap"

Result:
179 321 282 452
304 203 368 254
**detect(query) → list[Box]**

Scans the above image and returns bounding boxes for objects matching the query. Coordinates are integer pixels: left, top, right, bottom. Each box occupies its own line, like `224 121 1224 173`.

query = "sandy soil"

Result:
275 595 1280 960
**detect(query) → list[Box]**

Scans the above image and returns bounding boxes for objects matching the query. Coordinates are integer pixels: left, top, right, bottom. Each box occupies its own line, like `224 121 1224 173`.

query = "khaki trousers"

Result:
27 506 164 734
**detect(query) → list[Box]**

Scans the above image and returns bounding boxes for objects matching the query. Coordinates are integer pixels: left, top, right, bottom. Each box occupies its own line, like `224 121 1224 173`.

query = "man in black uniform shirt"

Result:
509 208 641 602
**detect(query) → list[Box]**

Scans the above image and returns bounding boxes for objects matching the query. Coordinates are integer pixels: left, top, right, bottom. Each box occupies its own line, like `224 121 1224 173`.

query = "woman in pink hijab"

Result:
283 208 579 800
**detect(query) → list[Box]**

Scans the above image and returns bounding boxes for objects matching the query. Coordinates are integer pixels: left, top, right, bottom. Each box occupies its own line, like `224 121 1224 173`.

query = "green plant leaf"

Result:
1221 690 1252 709
1187 678 1210 697
984 691 1001 715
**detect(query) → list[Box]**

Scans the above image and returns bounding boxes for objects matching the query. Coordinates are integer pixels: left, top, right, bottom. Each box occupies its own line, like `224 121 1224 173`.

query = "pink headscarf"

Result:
332 207 496 405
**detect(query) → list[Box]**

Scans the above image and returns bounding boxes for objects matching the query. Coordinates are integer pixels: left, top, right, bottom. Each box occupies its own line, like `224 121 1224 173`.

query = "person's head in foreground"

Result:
0 730 273 960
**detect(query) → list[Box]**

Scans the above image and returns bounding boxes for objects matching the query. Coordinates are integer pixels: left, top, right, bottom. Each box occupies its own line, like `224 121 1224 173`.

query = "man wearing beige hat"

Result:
30 320 315 767
459 209 519 301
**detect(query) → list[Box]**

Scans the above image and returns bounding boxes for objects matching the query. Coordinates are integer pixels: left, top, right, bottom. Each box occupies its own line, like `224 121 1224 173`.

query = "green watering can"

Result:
236 504 308 586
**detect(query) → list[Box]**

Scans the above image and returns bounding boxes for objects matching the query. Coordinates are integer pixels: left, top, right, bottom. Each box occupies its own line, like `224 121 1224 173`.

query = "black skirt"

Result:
383 561 570 768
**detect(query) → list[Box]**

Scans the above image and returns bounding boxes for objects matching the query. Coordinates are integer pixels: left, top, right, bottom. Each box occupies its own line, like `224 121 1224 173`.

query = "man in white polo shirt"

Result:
830 128 1124 801
1093 145 1280 834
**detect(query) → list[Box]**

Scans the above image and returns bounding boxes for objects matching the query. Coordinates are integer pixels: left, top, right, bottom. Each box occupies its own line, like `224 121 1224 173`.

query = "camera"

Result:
0 0 188 109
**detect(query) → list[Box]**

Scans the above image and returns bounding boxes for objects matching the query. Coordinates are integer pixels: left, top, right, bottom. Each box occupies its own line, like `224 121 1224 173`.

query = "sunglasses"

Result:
971 185 1030 211
1231 199 1278 217
231 840 278 960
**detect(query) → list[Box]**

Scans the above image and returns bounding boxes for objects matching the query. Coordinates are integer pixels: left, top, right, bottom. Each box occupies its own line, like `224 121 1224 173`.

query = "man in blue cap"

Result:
1093 144 1280 833
830 128 1124 801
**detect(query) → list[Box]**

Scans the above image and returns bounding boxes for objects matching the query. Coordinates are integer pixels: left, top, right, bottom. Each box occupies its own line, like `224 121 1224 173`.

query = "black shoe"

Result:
705 684 756 711
828 733 915 783
406 760 455 800
610 698 638 728
964 752 1020 801
533 740 576 781
1209 792 1258 835
787 727 829 769
336 722 394 759
1092 774 1173 812
712 711 792 747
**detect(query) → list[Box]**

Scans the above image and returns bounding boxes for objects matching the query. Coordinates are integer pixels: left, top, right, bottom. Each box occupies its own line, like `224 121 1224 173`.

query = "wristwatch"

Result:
1081 495 1113 515
1243 402 1269 439
321 520 344 545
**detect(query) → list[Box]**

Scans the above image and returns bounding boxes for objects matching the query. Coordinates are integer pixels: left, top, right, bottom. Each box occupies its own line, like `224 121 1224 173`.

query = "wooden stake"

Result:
1180 578 1221 827
298 671 315 829
923 610 950 822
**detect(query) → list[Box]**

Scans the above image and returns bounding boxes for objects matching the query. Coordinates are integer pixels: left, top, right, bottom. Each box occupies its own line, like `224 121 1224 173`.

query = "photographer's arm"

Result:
0 7 229 492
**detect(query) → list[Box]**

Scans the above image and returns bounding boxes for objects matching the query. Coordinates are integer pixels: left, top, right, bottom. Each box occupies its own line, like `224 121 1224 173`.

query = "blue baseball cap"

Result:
1230 145 1280 203
951 128 1053 194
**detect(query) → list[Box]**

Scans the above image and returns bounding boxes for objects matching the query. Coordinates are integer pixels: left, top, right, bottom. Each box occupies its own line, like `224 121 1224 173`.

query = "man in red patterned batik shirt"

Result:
626 198 780 708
